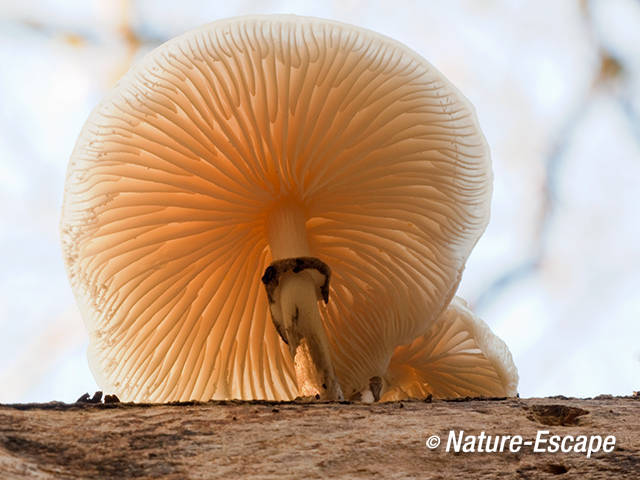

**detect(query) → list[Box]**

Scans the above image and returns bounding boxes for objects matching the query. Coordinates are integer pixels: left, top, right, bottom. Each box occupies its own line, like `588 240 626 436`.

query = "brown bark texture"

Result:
0 396 638 479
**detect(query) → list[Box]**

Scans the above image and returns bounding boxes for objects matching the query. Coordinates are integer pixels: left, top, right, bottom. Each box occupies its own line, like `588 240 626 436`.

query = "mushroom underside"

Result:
382 297 519 401
61 15 500 402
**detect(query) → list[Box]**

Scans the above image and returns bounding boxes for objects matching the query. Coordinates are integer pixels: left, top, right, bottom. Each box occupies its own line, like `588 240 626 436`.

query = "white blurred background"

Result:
0 0 639 403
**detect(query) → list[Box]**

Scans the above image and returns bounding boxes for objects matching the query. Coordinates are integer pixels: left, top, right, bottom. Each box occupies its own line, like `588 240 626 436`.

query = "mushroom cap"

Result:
383 297 519 400
61 15 492 402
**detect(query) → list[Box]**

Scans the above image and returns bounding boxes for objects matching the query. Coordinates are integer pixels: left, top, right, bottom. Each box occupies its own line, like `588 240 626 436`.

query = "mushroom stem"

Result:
264 203 343 400
277 270 343 400
266 201 311 259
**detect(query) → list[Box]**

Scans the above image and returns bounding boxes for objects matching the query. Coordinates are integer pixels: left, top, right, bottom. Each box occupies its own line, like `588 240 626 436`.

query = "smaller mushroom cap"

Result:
382 297 519 400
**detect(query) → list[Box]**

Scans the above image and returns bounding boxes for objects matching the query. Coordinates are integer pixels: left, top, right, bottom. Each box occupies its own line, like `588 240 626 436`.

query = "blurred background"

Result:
0 0 638 403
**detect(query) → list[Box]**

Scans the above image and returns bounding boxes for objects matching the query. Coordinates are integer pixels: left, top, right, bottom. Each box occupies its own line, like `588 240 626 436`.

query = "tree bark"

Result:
0 396 638 479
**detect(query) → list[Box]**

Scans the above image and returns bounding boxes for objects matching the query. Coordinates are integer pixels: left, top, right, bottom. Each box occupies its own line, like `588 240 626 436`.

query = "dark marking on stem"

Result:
273 320 289 345
261 257 331 304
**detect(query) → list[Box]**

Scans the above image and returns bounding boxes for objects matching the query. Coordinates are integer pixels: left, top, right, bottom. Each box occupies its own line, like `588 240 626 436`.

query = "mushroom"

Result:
382 297 518 401
61 14 518 402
